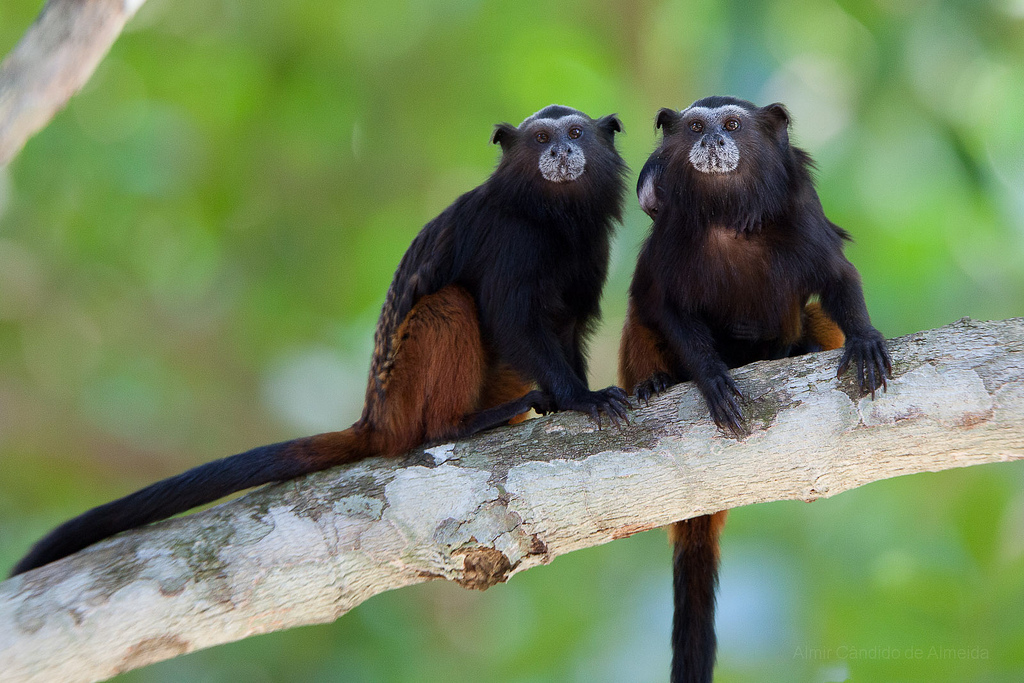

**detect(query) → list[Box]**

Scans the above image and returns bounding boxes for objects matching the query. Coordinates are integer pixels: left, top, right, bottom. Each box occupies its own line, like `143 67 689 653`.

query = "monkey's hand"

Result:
634 372 674 405
560 386 631 429
697 371 747 438
837 331 892 399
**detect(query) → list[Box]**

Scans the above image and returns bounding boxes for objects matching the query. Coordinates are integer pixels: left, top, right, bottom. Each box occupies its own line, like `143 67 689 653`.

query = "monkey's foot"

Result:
837 332 892 399
561 386 631 429
634 372 674 405
522 390 557 416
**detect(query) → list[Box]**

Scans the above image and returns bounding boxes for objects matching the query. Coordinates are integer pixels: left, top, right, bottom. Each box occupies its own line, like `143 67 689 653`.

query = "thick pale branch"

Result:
1 317 1022 682
0 0 146 166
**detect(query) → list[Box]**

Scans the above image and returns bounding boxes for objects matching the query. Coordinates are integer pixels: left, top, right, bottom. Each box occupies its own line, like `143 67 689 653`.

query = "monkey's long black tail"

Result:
10 428 372 577
670 511 727 683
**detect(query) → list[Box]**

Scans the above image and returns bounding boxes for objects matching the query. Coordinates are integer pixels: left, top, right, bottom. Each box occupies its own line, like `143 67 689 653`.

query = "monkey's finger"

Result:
877 345 893 380
724 374 743 399
867 362 876 400
872 348 889 393
602 404 624 430
607 398 630 425
837 348 852 378
715 407 746 439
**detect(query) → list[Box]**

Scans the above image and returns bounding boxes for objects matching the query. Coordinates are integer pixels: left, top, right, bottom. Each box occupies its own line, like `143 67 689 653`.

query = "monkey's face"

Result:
491 105 624 187
679 104 745 174
529 116 587 182
640 98 791 222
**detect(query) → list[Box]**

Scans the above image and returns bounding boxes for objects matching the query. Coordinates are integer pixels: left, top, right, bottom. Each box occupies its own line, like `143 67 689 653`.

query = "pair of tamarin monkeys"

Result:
11 97 891 683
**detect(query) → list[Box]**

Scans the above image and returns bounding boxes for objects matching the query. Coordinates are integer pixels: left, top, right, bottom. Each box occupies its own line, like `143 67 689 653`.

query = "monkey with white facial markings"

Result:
12 104 630 577
620 96 891 683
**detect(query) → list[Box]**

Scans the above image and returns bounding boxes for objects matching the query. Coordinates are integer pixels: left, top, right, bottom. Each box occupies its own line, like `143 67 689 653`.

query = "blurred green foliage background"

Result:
1 0 1023 680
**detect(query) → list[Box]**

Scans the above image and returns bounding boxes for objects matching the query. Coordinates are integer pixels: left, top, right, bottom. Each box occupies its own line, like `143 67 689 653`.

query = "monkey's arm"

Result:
492 294 629 427
819 260 892 396
566 318 596 385
656 305 745 436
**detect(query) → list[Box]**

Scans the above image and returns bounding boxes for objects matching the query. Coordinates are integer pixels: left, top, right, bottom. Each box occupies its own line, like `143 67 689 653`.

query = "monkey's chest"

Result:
700 226 771 291
692 226 795 329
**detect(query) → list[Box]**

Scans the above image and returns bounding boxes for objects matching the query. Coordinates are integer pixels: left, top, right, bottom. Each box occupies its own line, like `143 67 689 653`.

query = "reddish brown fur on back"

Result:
365 285 488 452
290 285 538 470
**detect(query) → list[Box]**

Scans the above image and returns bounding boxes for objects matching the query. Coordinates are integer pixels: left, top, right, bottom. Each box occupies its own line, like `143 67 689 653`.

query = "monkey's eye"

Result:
724 118 740 132
568 126 583 139
535 131 550 144
689 120 704 133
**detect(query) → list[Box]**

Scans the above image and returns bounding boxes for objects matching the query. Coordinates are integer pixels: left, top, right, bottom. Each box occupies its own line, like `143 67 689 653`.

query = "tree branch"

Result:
0 0 146 166
1 317 1022 682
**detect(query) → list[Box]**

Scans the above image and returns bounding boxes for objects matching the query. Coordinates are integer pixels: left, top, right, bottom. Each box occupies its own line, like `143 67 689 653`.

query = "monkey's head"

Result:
491 105 625 193
639 96 793 222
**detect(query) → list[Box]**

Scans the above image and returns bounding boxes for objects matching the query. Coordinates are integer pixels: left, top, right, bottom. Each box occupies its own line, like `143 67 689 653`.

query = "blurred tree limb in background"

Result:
2 317 1021 683
0 0 145 165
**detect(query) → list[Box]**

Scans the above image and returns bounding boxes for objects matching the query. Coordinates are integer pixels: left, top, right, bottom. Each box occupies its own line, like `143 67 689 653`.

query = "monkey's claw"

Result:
837 333 892 399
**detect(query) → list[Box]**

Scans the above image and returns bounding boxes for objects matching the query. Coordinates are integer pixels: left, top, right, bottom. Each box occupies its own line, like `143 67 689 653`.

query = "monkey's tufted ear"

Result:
654 108 679 134
763 103 791 146
597 114 623 138
491 123 518 150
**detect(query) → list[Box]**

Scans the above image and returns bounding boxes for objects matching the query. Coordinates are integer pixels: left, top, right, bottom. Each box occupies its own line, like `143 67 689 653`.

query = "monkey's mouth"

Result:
540 153 585 183
689 140 740 174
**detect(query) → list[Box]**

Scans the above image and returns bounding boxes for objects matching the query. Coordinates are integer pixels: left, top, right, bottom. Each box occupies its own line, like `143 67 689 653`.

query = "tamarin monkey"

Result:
619 96 891 683
12 105 630 577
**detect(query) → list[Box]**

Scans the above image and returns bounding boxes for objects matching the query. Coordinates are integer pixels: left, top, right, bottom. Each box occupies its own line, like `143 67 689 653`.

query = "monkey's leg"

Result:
618 303 674 403
456 390 555 436
795 301 845 353
364 285 488 453
459 364 548 434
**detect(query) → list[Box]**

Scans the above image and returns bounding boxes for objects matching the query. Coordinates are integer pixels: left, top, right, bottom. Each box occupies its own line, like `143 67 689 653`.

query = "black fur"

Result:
627 96 891 683
11 105 629 577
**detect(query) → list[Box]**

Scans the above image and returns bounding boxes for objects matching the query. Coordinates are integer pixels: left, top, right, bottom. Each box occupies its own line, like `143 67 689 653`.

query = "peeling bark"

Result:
1 317 1023 683
0 0 146 166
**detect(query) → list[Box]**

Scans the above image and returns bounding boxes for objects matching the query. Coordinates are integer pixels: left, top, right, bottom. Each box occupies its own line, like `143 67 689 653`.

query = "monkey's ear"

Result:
597 114 623 137
654 108 679 134
491 123 518 150
763 103 791 146
763 103 790 128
